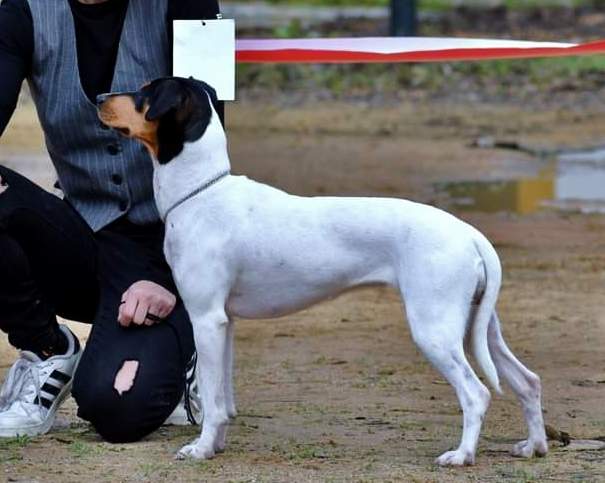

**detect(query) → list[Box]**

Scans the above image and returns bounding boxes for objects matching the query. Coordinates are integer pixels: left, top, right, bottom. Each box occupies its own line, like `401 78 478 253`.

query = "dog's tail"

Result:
471 234 503 395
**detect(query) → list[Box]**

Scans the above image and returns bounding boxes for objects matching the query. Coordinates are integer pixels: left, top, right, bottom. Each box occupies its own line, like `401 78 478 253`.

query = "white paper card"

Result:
173 19 235 101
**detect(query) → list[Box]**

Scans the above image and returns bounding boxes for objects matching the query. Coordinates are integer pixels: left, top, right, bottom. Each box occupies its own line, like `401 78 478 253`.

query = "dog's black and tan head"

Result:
97 77 221 164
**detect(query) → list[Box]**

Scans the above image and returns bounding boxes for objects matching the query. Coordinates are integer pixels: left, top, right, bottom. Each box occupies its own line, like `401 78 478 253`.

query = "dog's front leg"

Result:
177 312 230 460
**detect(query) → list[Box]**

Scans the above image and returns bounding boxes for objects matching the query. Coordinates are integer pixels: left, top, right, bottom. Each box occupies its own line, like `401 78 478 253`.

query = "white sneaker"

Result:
164 352 201 426
0 325 81 437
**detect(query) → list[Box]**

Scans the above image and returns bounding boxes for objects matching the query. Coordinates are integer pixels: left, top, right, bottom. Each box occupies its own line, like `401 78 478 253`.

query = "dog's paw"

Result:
435 449 475 466
176 441 215 460
511 439 548 458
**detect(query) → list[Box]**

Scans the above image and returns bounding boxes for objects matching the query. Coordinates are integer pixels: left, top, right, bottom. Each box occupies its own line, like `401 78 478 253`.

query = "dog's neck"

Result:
152 114 231 221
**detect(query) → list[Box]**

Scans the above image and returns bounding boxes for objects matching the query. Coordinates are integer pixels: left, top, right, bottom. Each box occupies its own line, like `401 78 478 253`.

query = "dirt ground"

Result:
1 96 605 482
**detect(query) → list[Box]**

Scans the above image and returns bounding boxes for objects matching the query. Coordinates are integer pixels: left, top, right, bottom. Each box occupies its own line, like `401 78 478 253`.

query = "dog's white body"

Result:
152 104 547 465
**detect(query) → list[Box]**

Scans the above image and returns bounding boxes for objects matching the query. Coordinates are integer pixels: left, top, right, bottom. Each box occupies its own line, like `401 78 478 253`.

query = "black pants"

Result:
0 165 194 443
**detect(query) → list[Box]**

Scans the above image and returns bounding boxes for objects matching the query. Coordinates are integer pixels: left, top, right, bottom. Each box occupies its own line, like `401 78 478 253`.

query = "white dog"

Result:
97 77 548 466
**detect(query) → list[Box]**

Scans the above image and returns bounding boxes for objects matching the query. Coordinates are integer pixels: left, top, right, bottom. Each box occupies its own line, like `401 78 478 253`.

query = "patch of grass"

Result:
263 0 596 10
138 462 171 479
0 435 30 464
291 402 327 416
195 460 212 471
272 19 306 39
465 56 605 83
0 435 31 450
265 0 388 6
497 466 540 482
237 55 605 100
423 0 594 11
271 440 336 462
0 452 23 464
181 458 218 474
68 440 103 458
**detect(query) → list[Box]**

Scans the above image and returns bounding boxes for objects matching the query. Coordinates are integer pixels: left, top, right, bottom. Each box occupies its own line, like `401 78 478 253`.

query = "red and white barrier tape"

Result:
236 37 605 63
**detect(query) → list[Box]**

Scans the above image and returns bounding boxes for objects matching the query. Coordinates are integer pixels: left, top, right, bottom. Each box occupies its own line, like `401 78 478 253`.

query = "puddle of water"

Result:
438 153 605 215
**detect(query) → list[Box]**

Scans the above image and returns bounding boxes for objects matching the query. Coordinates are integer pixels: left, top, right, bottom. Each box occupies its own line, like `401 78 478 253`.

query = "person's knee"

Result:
73 373 148 443
72 360 181 443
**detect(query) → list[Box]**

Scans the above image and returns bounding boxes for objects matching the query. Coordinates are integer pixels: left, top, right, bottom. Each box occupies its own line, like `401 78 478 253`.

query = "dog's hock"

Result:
114 360 139 395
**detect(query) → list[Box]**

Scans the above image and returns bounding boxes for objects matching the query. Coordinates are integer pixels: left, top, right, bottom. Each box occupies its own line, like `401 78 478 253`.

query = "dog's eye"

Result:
116 127 131 136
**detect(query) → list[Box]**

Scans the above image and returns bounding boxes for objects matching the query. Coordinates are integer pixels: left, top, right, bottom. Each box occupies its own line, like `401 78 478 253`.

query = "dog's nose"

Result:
96 93 110 106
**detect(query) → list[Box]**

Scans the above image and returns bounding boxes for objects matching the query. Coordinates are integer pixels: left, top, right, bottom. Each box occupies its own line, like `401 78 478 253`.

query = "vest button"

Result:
107 144 122 156
111 174 123 185
119 200 129 211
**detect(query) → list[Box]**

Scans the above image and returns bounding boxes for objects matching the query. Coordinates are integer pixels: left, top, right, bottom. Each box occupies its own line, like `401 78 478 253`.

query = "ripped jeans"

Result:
0 165 195 442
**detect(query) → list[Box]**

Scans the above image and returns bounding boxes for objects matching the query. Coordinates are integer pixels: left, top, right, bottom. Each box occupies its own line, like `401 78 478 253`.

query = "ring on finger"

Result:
145 312 163 323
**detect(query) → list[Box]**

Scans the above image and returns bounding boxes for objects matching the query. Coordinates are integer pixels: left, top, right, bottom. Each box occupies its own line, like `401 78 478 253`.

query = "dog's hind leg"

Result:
177 310 230 460
488 313 548 458
224 319 237 419
406 302 491 466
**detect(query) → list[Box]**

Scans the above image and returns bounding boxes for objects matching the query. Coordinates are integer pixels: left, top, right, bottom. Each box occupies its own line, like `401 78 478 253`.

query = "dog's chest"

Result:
163 222 196 273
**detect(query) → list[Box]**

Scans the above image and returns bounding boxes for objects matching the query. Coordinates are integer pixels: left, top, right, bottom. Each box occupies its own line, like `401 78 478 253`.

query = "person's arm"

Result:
0 0 33 137
168 0 224 124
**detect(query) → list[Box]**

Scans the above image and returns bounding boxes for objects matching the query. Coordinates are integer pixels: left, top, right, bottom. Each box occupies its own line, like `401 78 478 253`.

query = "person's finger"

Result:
145 308 164 325
154 299 174 319
133 299 149 325
156 305 171 319
118 296 138 327
143 303 159 326
146 302 164 322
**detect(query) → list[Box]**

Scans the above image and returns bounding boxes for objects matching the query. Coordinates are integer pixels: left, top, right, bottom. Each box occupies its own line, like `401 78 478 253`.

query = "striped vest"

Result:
26 0 170 231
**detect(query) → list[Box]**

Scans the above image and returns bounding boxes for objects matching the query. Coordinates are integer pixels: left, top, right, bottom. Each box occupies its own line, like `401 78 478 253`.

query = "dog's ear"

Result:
145 80 187 121
199 81 220 114
187 78 220 115
149 77 218 164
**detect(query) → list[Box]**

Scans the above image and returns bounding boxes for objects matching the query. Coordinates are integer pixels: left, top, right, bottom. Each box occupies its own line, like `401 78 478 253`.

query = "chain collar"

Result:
161 170 230 222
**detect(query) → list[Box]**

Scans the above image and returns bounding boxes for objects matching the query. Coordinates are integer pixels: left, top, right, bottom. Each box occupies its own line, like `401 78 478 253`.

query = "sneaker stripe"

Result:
40 396 53 409
41 382 61 397
184 353 199 424
50 370 71 385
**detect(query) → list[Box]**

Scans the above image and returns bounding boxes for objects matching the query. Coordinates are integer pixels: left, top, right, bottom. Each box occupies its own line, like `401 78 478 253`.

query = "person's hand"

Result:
118 280 176 327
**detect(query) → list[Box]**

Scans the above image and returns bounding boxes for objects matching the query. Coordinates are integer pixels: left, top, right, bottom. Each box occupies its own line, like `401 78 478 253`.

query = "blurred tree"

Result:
391 0 417 36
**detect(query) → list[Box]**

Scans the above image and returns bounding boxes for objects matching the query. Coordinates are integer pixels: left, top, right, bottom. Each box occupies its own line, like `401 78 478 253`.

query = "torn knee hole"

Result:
114 360 139 396
0 181 8 195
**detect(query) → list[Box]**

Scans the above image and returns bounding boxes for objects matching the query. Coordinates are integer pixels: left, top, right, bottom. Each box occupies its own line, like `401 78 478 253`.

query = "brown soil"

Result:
1 98 605 482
